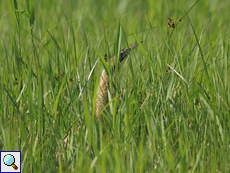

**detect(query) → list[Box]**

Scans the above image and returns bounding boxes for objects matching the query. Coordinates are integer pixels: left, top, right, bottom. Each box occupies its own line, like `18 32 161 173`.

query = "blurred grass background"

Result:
0 0 230 172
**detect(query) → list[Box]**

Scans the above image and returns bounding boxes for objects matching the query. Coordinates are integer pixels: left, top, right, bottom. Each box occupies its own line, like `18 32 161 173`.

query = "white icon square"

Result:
0 151 21 173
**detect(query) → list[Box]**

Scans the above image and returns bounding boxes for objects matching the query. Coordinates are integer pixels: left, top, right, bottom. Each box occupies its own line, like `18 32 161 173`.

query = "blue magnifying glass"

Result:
3 154 18 170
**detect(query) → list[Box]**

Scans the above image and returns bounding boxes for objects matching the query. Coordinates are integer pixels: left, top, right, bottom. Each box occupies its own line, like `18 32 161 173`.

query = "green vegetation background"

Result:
0 0 230 172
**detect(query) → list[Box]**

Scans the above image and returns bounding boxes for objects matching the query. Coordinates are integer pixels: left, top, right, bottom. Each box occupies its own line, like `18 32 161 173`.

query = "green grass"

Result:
0 0 230 172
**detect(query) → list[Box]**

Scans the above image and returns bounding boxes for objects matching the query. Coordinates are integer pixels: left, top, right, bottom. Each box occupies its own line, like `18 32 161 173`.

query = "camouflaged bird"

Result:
95 42 142 118
56 42 142 161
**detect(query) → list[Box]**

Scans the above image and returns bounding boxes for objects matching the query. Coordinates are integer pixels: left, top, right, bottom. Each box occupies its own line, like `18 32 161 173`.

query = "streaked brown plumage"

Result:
56 42 142 161
95 42 141 118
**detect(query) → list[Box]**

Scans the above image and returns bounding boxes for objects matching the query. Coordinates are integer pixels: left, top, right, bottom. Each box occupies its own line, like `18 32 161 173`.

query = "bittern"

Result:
56 42 142 161
95 41 142 118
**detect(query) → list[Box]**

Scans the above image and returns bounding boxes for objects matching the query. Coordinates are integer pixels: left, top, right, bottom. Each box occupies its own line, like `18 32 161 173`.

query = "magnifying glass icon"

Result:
3 154 18 170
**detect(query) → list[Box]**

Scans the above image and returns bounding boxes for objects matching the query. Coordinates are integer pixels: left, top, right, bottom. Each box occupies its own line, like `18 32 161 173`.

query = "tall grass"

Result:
0 0 230 172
